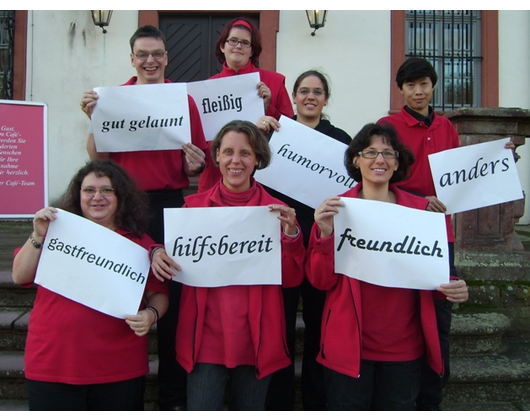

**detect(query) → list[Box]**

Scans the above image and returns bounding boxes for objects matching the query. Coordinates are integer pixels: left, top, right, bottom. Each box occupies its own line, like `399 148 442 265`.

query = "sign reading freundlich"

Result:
186 73 264 141
255 117 355 209
34 209 150 319
334 198 448 290
428 138 523 214
91 83 191 152
164 206 281 287
0 100 47 217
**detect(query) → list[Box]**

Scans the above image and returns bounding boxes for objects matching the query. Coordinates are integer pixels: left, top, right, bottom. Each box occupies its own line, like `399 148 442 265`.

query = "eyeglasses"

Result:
297 88 326 97
81 187 115 196
132 50 166 61
226 38 252 48
358 150 399 159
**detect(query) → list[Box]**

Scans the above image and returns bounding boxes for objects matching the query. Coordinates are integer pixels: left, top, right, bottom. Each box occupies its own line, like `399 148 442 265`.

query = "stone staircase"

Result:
1 219 530 410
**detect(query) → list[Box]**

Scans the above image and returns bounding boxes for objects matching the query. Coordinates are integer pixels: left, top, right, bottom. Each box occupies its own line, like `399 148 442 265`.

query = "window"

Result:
0 10 15 100
405 10 482 111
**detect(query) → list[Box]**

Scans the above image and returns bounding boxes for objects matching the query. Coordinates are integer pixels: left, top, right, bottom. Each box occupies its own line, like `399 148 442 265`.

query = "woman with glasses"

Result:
151 120 305 410
198 17 293 193
12 160 169 410
305 123 468 410
264 70 352 410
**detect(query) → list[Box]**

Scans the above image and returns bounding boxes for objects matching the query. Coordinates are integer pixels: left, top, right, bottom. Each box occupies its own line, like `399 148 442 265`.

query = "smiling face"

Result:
216 130 258 192
80 173 118 230
293 75 328 125
353 135 399 187
130 37 168 84
399 76 434 117
220 27 253 72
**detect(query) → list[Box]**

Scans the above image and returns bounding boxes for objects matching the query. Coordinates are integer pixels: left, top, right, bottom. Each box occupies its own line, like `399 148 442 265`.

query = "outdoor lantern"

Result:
306 10 327 36
91 10 113 34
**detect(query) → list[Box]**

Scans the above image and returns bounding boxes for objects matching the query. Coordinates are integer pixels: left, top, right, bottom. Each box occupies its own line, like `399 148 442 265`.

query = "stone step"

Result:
443 337 530 404
450 312 511 355
0 272 36 309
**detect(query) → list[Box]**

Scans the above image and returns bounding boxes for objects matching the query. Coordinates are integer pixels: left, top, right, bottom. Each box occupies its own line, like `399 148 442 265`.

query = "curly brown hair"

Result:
55 160 151 237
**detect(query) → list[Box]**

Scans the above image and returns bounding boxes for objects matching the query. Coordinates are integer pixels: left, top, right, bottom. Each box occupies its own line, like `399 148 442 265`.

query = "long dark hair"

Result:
56 160 151 237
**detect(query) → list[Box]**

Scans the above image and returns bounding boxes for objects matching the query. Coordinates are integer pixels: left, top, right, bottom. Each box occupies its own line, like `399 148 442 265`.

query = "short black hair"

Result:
395 57 438 89
344 123 415 183
129 25 167 52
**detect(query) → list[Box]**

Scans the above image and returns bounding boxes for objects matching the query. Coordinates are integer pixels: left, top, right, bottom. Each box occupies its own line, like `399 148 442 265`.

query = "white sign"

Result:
334 198 448 290
34 209 150 319
428 138 524 214
164 206 281 287
187 73 264 140
255 117 355 208
92 83 191 152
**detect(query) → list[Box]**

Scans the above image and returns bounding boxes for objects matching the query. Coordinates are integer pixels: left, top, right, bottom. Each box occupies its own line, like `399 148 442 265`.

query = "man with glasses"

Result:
80 25 207 411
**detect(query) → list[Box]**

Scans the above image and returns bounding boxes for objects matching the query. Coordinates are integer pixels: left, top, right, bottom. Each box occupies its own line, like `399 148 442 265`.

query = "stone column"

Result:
444 107 530 250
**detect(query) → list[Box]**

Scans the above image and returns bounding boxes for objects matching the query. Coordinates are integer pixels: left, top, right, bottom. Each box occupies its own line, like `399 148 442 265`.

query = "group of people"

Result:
14 17 473 411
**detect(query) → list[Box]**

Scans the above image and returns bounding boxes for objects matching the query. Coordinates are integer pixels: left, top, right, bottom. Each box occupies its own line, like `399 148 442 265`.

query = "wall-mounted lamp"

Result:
91 10 113 34
306 10 327 36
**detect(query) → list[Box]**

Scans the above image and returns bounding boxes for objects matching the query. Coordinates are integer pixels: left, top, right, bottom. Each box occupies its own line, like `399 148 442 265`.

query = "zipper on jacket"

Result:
320 308 332 359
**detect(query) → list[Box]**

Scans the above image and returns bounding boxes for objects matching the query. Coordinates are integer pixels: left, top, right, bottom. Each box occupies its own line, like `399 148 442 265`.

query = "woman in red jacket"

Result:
151 120 305 410
306 123 468 410
198 17 294 192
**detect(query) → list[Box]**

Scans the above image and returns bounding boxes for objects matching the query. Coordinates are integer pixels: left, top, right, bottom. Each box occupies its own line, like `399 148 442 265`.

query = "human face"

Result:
399 76 434 117
220 28 253 71
216 131 258 192
80 173 118 230
353 135 399 186
293 75 328 124
130 37 168 84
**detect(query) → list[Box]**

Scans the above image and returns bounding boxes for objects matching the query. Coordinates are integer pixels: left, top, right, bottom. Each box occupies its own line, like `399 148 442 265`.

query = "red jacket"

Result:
378 107 460 242
199 61 294 193
176 180 305 379
305 184 443 379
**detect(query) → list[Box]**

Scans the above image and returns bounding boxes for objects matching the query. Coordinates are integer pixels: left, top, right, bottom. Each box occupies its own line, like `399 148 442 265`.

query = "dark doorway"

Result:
159 13 259 83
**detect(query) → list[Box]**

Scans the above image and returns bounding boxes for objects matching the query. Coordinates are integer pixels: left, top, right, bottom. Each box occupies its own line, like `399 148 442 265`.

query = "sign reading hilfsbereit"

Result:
186 73 264 141
164 206 281 287
428 138 523 214
34 209 151 319
334 198 448 290
255 117 355 209
92 83 191 152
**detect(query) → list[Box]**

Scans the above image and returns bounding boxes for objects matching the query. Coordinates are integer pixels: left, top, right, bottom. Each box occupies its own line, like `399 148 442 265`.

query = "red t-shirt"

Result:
108 77 207 191
20 229 168 385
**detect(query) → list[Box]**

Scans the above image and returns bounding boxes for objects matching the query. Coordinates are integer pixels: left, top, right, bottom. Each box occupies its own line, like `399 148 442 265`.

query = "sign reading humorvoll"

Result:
34 209 150 319
164 206 281 287
428 138 523 214
334 198 449 290
92 83 191 152
255 116 355 209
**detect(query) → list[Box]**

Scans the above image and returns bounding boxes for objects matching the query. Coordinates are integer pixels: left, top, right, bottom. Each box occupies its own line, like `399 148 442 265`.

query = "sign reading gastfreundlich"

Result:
34 209 150 319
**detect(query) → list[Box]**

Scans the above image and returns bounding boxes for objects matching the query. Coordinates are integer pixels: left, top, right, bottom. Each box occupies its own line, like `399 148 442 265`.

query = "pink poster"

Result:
0 100 47 217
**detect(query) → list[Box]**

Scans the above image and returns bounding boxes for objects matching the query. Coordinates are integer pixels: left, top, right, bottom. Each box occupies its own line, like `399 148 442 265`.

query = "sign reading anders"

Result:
34 209 151 319
428 138 523 214
164 206 281 287
334 198 449 290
